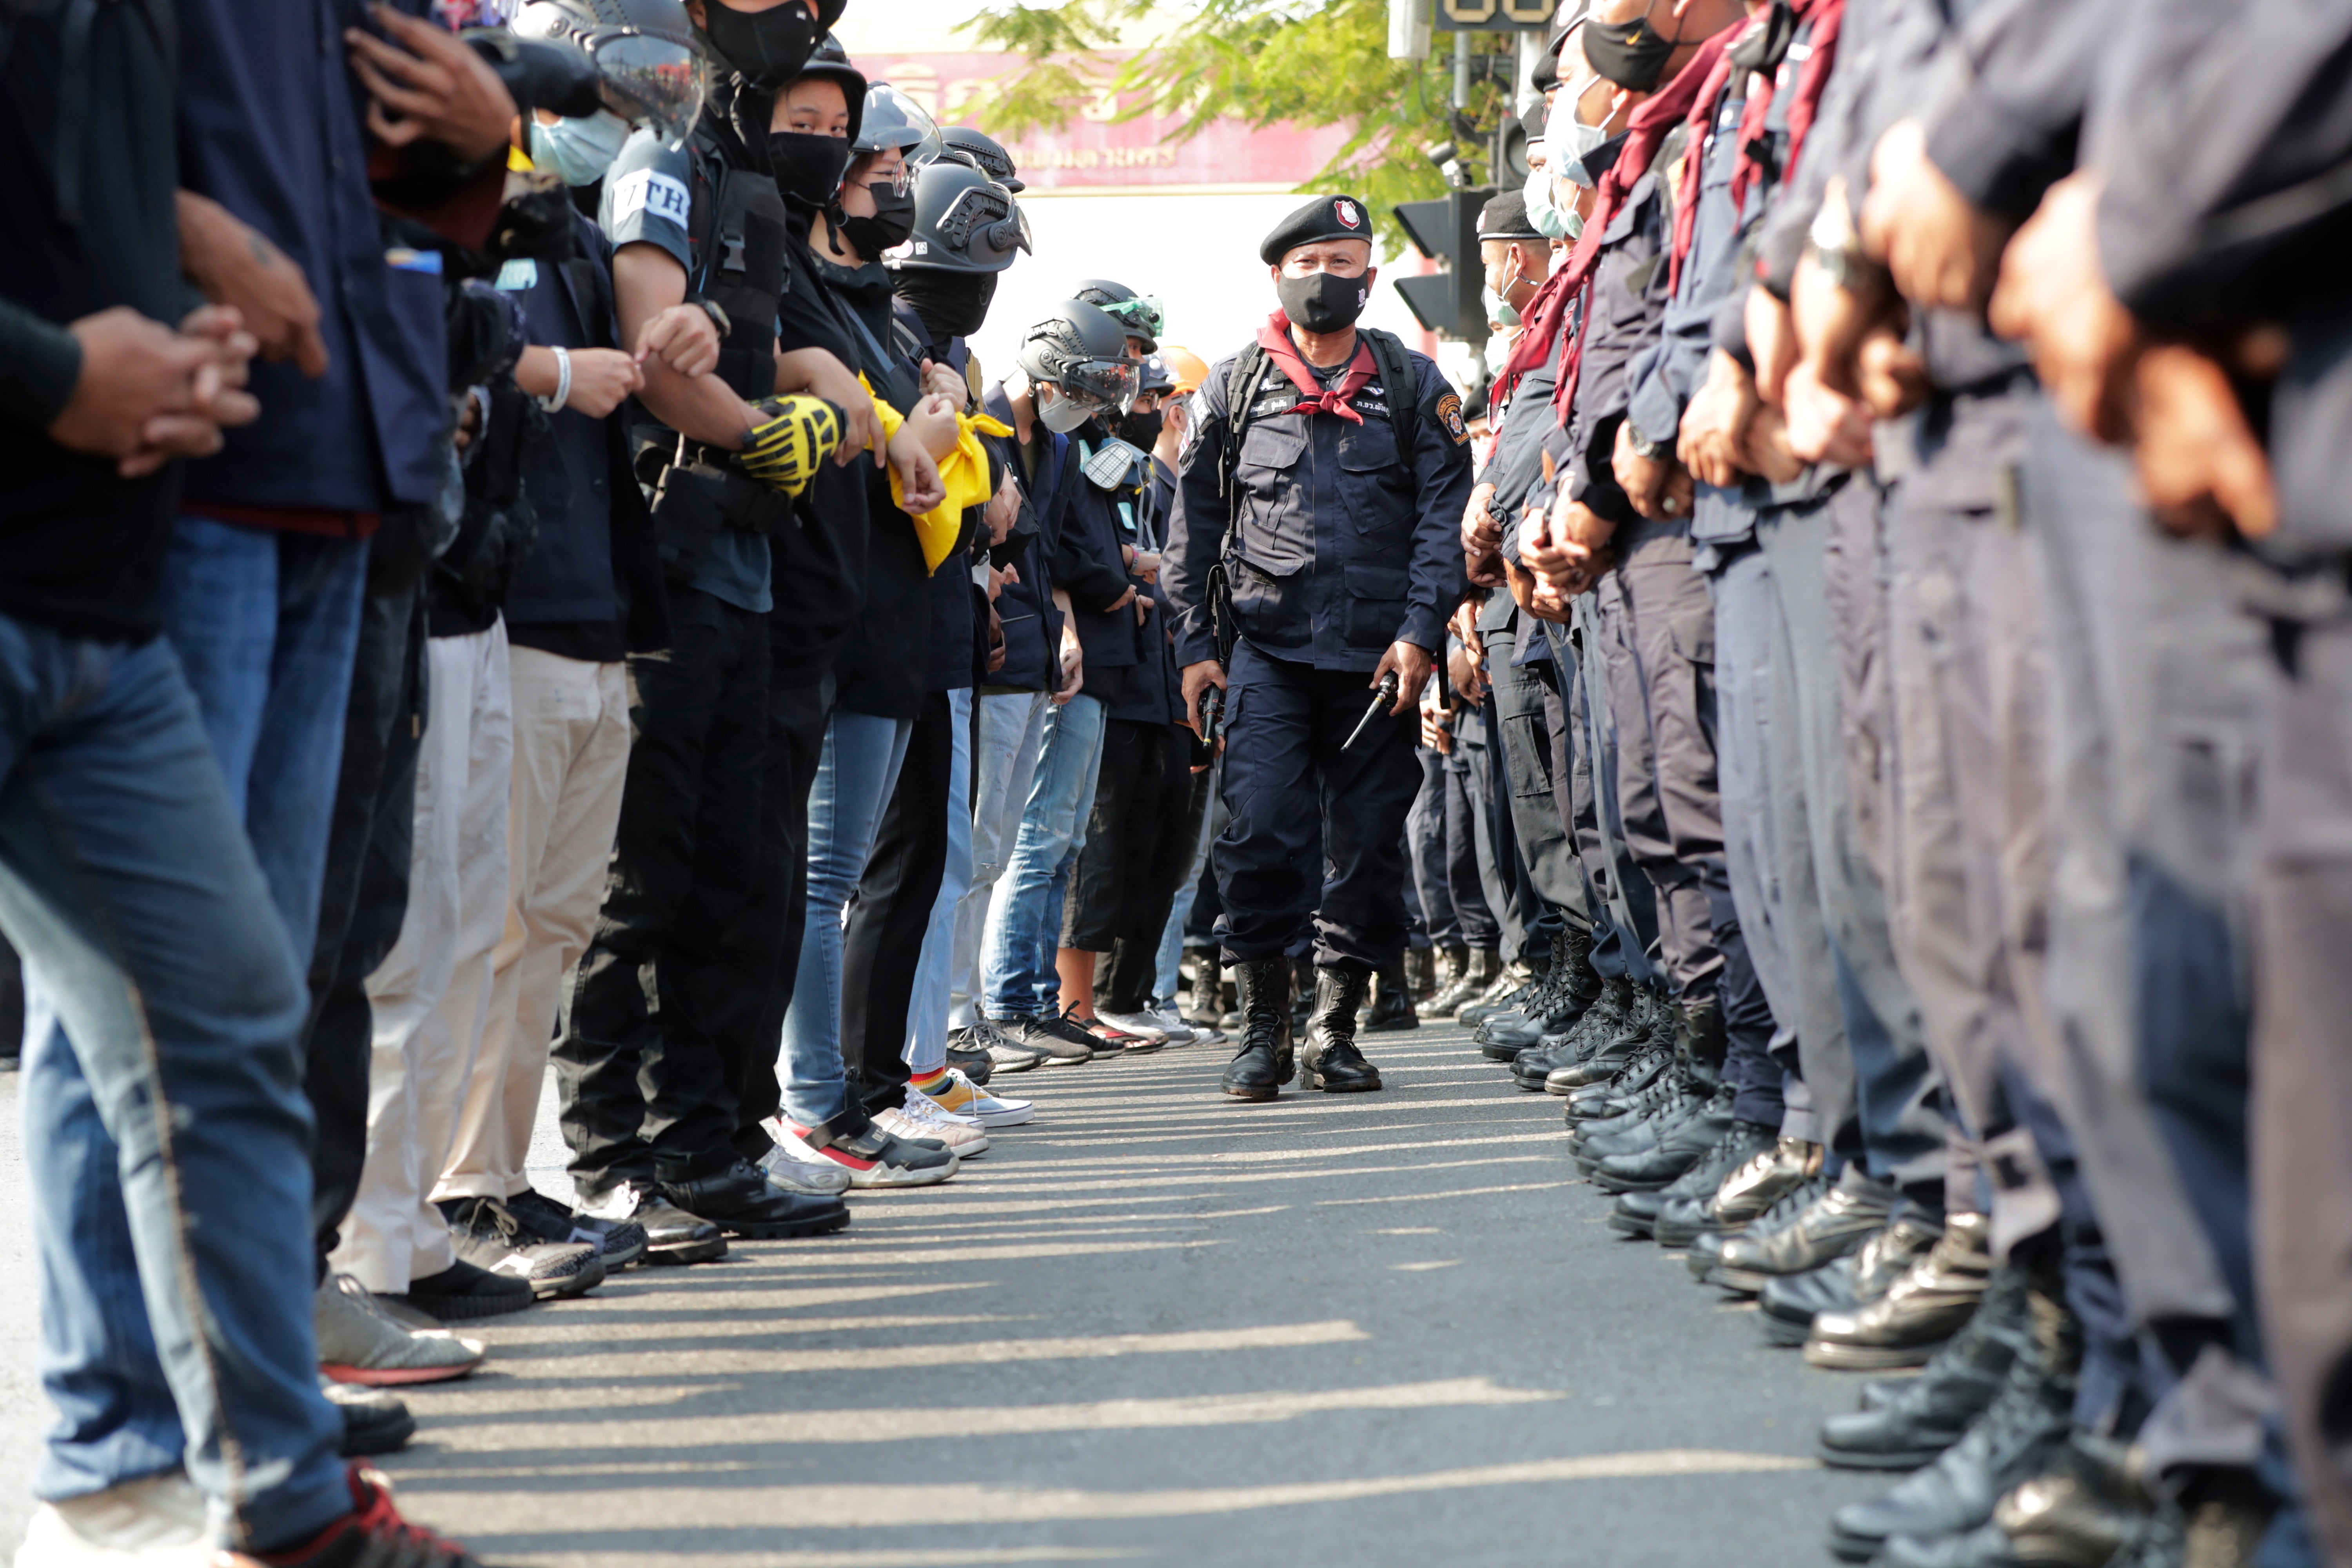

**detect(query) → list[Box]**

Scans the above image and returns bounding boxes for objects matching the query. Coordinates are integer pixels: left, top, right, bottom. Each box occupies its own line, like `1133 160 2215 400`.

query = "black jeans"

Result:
731 657 836 1159
1076 720 1205 1011
559 586 768 1196
840 690 953 1122
301 581 423 1276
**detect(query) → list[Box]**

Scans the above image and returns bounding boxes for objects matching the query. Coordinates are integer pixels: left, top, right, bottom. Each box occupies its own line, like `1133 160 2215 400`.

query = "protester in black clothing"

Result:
557 0 870 1245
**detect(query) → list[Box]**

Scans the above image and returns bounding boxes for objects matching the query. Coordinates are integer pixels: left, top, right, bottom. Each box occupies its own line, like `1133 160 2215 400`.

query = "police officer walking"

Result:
1164 194 1473 1102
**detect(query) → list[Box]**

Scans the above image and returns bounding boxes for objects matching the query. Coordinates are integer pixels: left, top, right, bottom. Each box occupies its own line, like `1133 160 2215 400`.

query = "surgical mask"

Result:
1486 252 1524 327
1036 383 1102 434
839 181 916 259
1548 91 1613 187
766 131 849 211
1523 163 1574 240
1275 269 1370 335
700 0 818 89
530 109 632 188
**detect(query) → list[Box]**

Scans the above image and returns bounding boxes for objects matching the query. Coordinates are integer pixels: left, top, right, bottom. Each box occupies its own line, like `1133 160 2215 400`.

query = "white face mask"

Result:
1524 164 1573 241
1547 86 1612 188
530 109 632 189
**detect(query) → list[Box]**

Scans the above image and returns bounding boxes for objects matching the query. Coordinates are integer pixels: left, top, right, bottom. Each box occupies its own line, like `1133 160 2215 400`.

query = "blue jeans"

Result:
779 710 912 1129
1155 771 1220 1004
982 693 1106 1019
156 517 369 968
0 616 347 1549
948 691 1051 1028
904 688 973 1076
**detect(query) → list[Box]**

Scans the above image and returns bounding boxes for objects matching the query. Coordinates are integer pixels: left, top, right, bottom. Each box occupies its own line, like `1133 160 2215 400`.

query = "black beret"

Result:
1259 193 1376 265
1479 189 1542 241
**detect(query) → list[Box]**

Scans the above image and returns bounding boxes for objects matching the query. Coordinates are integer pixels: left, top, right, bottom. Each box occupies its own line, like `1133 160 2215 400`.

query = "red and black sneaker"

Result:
772 1118 958 1189
250 1464 485 1568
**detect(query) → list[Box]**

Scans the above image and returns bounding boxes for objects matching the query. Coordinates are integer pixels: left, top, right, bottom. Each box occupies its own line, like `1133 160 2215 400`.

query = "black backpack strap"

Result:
1361 327 1422 472
1214 343 1276 521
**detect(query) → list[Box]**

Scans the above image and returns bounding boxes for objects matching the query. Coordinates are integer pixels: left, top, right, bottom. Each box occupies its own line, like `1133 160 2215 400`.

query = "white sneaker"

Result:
1144 1005 1199 1045
13 1474 211 1568
881 1091 990 1158
314 1273 485 1386
919 1067 1037 1128
1093 1009 1171 1043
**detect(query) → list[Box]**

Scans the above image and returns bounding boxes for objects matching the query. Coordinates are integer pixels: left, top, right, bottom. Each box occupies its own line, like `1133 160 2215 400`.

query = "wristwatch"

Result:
1804 199 1884 291
1625 425 1672 462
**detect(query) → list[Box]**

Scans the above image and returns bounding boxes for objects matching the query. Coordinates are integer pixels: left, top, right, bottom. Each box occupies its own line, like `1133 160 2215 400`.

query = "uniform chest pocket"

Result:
1234 418 1312 573
1236 420 1307 493
1337 417 1412 539
1341 560 1411 649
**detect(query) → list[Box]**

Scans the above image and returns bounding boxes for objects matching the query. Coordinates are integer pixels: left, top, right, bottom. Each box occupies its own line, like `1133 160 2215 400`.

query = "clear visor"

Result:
592 32 709 148
1060 356 1141 411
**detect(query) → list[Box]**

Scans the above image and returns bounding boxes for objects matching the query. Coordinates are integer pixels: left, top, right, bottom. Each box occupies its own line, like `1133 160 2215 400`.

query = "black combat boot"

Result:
1362 956 1420 1032
1403 944 1435 1001
1289 953 1316 1032
1221 959 1294 1102
1182 945 1225 1027
1297 964 1384 1093
1421 942 1470 1010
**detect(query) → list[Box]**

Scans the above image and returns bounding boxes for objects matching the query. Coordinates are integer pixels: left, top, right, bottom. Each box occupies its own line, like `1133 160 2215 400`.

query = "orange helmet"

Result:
1158 345 1211 395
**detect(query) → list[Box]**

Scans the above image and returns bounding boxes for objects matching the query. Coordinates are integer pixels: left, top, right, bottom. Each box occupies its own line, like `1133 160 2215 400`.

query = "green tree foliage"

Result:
961 0 1519 250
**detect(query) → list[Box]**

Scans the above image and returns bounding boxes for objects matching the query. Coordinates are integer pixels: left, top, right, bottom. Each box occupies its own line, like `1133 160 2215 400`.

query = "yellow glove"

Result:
737 396 843 495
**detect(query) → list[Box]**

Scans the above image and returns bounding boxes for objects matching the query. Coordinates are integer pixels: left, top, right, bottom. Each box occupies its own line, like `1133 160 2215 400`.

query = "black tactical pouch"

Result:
641 440 727 586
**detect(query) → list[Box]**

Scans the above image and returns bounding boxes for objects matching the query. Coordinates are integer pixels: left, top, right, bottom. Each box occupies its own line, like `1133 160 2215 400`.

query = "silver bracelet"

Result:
539 345 572 414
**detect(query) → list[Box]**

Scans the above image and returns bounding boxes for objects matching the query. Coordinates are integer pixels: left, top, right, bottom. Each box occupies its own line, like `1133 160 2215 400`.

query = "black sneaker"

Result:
437 1196 604 1301
994 1012 1093 1065
958 1018 1049 1072
394 1258 535 1321
579 1181 727 1266
942 1035 995 1084
323 1382 415 1458
505 1187 648 1269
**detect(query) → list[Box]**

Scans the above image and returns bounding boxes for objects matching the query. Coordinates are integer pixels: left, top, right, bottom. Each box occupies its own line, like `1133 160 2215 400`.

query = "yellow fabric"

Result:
859 375 1014 573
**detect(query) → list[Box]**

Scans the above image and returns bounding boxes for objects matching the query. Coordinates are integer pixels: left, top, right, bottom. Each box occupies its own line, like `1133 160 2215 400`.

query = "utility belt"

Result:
636 432 796 586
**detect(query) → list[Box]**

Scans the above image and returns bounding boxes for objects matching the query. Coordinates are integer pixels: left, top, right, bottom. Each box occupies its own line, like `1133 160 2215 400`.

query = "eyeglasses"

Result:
860 161 912 197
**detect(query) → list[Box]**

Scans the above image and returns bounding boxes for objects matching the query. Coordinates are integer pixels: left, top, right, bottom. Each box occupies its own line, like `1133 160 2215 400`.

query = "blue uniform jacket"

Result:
1058 435 1145 675
175 0 453 513
1164 338 1473 674
980 383 1066 694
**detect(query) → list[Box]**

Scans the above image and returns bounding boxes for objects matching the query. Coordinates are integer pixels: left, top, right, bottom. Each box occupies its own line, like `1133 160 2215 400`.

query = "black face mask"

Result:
766 131 849 211
1276 269 1370 336
1583 11 1679 92
1728 0 1795 74
895 268 998 340
1116 407 1165 448
701 0 818 89
840 183 916 260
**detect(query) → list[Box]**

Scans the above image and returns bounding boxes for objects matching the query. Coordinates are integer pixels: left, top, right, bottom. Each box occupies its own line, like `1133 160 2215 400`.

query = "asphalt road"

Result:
0 1017 1889 1566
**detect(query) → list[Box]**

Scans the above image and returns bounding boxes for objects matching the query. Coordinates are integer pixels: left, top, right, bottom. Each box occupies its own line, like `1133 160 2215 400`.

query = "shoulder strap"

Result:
1361 327 1421 470
1214 343 1276 518
684 142 720 295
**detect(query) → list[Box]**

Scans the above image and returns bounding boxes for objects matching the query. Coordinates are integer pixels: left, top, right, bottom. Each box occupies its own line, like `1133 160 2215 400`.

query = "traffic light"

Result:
1392 186 1495 341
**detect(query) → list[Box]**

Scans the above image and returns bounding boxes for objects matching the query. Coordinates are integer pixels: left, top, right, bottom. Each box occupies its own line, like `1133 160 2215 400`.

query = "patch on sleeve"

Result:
1434 390 1469 446
608 167 690 230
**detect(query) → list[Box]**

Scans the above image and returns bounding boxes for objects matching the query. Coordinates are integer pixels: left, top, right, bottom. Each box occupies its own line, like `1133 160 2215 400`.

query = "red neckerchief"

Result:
1544 22 1744 428
1780 0 1845 186
1668 45 1743 296
1726 0 1846 217
1256 312 1377 424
